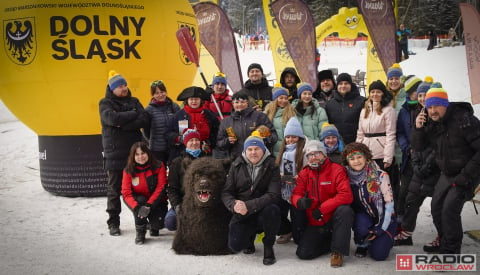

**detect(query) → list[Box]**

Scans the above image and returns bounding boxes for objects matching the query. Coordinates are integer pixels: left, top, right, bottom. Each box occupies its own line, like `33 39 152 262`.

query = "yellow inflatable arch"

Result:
0 0 198 196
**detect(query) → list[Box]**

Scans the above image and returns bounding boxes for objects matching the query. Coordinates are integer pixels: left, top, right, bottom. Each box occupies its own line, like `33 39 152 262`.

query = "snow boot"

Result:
263 245 276 265
135 224 147 245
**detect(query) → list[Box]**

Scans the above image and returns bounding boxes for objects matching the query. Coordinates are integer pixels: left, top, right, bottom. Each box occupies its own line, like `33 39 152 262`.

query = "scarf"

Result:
186 148 201 158
281 143 297 176
151 98 166 106
325 142 339 154
183 104 210 141
347 162 385 221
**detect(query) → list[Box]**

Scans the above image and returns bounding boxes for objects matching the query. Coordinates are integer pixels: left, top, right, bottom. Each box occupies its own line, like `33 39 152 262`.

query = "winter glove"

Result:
296 192 313 210
205 86 214 95
137 206 150 218
312 208 323 220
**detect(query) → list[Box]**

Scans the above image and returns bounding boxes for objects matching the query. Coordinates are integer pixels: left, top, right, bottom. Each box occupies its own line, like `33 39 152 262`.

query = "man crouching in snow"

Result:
221 131 281 265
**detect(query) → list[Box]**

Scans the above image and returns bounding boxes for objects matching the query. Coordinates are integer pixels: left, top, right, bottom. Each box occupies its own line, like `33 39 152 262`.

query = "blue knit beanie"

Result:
284 117 305 138
387 63 403 79
297 83 313 97
108 70 127 90
243 131 266 152
272 84 289 101
212 73 227 86
321 123 340 140
417 76 434 94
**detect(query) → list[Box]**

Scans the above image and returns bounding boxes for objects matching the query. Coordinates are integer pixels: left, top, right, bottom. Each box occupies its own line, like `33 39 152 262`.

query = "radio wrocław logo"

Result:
4 17 37 65
396 254 476 272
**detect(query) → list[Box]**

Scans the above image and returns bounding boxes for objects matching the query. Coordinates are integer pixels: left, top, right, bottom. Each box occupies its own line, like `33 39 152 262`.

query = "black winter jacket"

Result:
325 84 365 145
221 153 281 223
99 86 148 170
238 77 273 111
144 98 181 153
280 67 301 102
408 146 440 197
411 102 480 187
216 107 278 159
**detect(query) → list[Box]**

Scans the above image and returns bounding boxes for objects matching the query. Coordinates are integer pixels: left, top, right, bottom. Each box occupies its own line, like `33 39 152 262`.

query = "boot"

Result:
394 229 413 246
423 235 440 253
263 245 276 265
135 224 147 245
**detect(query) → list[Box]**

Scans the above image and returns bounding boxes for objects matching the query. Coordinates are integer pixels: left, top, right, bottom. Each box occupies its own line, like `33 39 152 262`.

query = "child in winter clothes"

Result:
275 117 306 244
121 142 168 245
321 123 345 164
343 142 396 261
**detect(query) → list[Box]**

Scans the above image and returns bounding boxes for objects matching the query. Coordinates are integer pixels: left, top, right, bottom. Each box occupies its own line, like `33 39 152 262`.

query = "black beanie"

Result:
247 63 263 74
336 73 352 85
318 70 335 83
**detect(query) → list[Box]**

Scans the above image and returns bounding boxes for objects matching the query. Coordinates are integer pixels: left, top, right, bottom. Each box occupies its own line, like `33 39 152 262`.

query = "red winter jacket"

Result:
203 90 233 120
121 164 168 210
292 158 353 226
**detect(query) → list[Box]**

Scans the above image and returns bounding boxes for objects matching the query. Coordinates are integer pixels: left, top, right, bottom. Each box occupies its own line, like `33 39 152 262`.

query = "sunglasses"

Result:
150 80 164 87
214 72 226 78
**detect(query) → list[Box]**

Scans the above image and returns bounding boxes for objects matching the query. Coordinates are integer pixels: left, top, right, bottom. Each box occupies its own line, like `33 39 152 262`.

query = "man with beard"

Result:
411 85 480 254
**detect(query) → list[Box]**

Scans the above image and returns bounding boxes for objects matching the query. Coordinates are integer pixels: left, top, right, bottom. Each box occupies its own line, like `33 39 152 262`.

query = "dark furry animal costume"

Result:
172 157 232 255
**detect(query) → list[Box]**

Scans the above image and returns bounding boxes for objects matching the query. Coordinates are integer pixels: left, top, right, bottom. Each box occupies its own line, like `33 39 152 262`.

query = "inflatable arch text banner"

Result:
0 0 199 196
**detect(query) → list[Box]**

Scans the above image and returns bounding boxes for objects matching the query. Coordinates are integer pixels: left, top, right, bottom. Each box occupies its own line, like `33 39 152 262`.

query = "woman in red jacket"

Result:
122 142 168 245
291 140 353 268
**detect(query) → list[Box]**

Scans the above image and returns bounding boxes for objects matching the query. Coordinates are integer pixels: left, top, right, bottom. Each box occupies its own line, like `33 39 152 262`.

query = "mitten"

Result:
137 206 150 218
297 197 313 210
312 208 323 220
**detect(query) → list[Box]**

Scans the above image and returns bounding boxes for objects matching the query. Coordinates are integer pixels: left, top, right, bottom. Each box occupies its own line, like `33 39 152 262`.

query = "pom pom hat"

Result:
182 128 201 146
212 72 227 86
108 70 127 90
404 75 422 95
417 76 434 94
244 130 266 152
425 83 449 109
284 117 305 138
272 83 289 101
321 123 340 140
387 63 403 79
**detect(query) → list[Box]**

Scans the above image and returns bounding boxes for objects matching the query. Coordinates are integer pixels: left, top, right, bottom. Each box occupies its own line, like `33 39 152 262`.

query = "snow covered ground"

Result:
0 42 479 275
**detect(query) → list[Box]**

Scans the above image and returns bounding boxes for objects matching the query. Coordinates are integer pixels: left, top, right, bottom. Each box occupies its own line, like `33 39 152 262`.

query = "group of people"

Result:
98 60 479 266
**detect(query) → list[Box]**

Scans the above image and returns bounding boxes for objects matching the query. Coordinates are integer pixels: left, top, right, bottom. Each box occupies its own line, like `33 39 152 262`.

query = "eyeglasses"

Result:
150 80 164 87
214 72 226 78
306 152 323 159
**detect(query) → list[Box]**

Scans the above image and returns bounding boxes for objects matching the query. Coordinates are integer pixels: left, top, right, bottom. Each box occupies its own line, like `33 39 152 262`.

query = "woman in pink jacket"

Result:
356 80 398 203
356 80 396 171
